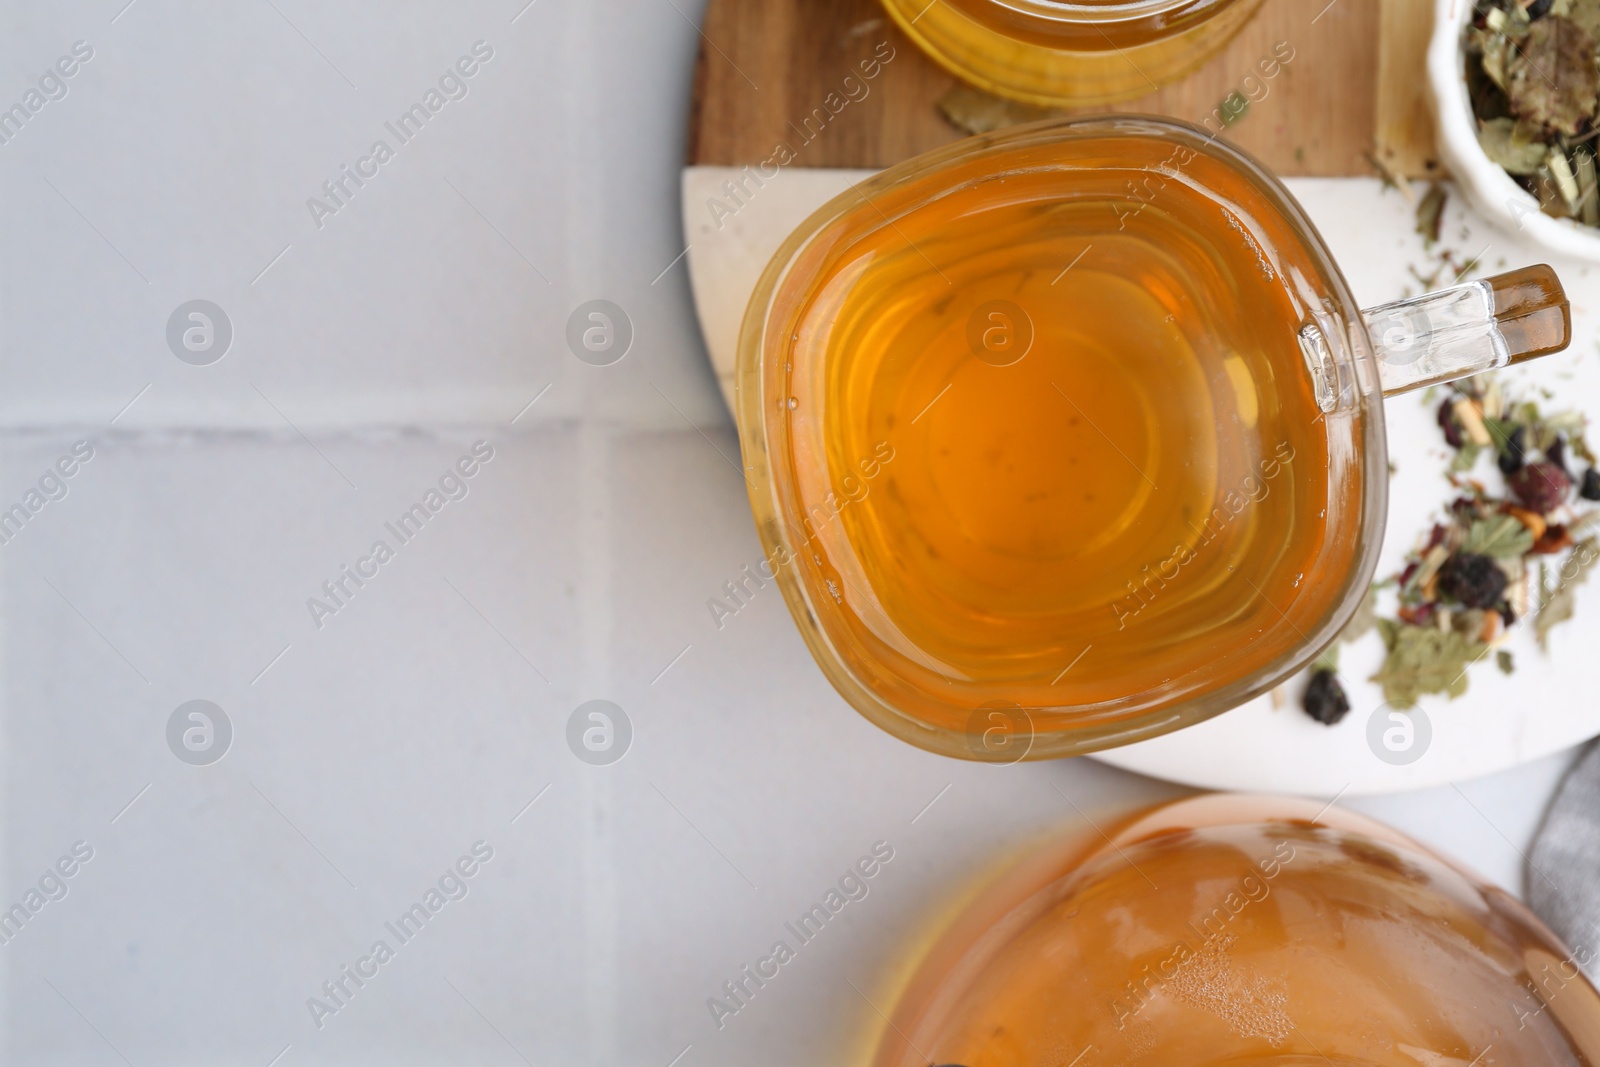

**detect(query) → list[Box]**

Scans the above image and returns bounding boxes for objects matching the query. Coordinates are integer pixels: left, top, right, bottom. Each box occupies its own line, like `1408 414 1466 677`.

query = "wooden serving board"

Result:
688 0 1438 176
682 0 1443 411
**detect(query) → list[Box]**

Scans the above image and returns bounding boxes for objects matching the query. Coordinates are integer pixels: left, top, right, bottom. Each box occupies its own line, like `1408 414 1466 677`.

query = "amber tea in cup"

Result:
869 794 1600 1066
737 117 1570 760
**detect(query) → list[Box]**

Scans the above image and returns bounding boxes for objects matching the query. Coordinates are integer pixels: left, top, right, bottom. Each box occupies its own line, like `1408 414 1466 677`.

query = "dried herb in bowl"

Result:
1303 376 1600 719
1464 0 1600 228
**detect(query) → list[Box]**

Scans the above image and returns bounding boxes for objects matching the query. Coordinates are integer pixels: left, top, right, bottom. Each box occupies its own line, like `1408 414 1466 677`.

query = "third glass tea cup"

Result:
736 116 1569 762
878 0 1268 107
869 793 1600 1065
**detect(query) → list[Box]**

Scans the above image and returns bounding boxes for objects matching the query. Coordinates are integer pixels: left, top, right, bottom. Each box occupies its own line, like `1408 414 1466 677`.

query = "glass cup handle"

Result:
1358 265 1571 397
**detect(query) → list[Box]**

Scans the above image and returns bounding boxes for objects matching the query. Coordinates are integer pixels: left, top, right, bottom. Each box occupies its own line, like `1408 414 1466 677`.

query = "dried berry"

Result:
1508 460 1572 513
1498 425 1526 474
1302 668 1350 725
1437 399 1464 448
1548 435 1568 473
1398 601 1437 626
1437 552 1509 608
1582 467 1600 501
1529 0 1554 17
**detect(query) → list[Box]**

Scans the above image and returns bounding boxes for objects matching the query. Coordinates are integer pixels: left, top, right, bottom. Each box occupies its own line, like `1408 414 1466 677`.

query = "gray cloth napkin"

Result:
1529 741 1600 971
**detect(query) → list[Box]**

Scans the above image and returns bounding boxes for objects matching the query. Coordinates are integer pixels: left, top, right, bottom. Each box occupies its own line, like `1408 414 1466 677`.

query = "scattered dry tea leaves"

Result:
1371 624 1481 707
1507 15 1599 136
1416 182 1449 243
1463 514 1536 557
1478 117 1554 173
1304 375 1600 720
1218 90 1250 127
1572 0 1600 40
1536 537 1600 648
1465 1 1600 228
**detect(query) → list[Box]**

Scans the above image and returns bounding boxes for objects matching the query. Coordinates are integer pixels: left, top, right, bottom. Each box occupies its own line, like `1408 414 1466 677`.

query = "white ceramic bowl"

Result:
1428 0 1600 261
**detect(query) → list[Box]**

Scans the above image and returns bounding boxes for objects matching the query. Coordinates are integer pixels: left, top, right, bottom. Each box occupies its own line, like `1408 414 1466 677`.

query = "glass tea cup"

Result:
868 793 1600 1066
879 0 1267 107
735 116 1569 762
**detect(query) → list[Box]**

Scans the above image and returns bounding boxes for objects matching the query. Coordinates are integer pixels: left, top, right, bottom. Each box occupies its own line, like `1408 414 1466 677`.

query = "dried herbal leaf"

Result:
1575 147 1600 225
936 84 1060 135
1569 0 1600 41
1467 33 1516 117
1464 514 1537 557
1550 148 1583 206
1513 398 1546 425
1506 15 1600 136
1366 151 1407 197
1416 182 1448 243
1455 396 1494 444
1471 26 1514 91
1377 615 1400 652
1219 90 1250 127
1536 537 1600 647
1452 441 1485 472
1478 117 1554 174
1533 166 1579 216
1370 626 1483 707
1484 414 1521 449
1545 408 1586 435
1481 378 1505 420
1497 649 1515 674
